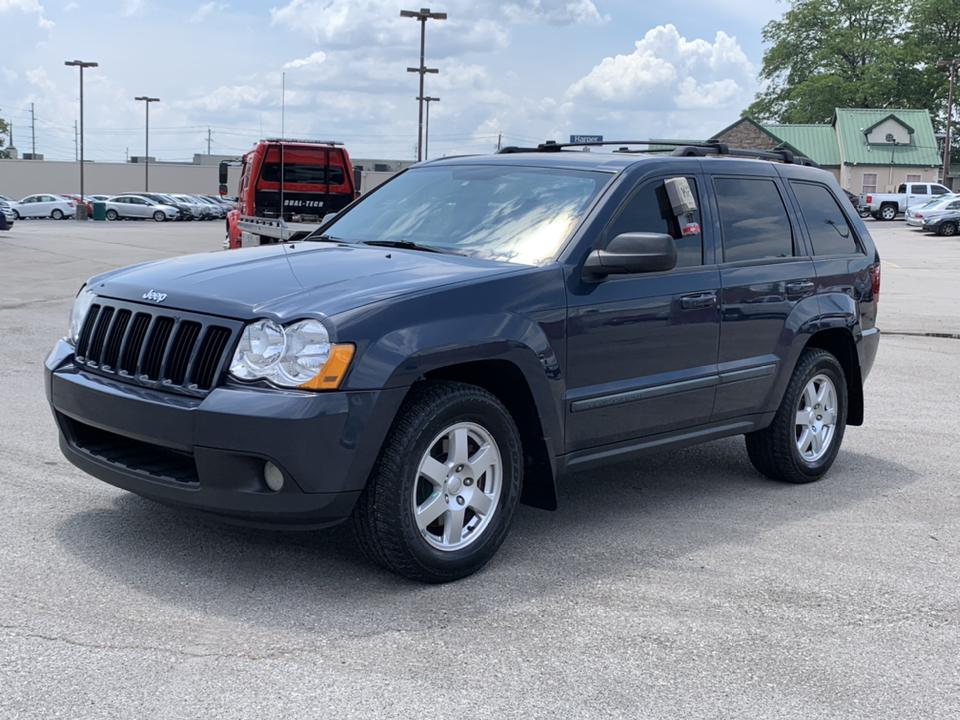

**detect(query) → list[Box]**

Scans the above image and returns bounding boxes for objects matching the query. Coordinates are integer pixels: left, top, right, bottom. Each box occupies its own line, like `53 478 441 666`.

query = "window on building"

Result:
791 182 859 256
862 174 878 195
905 174 922 183
715 177 793 262
606 177 703 267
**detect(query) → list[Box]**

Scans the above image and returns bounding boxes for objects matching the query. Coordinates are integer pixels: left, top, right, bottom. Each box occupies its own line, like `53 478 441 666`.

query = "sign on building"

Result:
570 135 603 143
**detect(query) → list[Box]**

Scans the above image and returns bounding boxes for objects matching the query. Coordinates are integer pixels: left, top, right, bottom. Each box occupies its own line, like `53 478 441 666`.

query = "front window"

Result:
315 165 610 265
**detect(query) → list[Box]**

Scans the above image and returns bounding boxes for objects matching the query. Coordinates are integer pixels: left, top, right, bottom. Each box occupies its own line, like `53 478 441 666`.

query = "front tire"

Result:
12 209 20 220
745 348 848 484
153 210 166 222
352 381 523 582
51 209 64 220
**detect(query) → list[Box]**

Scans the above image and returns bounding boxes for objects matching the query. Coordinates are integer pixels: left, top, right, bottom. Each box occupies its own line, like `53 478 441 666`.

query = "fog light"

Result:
263 461 285 492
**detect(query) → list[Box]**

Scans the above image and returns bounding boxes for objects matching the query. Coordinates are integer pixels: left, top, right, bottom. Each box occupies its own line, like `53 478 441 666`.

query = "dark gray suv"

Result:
45 142 880 582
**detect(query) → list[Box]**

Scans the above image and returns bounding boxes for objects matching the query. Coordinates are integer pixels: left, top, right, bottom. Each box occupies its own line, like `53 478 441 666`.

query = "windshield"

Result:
317 165 610 265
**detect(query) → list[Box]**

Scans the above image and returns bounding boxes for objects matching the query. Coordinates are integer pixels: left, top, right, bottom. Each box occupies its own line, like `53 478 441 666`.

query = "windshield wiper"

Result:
304 233 345 243
360 240 463 255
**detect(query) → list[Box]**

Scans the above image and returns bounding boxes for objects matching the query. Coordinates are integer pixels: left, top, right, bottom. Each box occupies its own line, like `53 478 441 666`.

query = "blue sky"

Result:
0 0 784 162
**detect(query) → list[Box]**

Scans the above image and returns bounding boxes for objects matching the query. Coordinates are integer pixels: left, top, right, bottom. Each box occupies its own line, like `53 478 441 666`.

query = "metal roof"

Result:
764 124 841 166
832 109 941 167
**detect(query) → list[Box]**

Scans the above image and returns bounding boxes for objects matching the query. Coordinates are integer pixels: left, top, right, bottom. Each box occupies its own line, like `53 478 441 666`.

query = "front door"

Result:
564 174 720 451
706 172 816 421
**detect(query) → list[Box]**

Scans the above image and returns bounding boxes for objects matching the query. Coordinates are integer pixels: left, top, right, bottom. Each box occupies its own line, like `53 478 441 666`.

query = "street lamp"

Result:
134 96 160 191
401 8 446 162
64 60 98 220
417 96 439 159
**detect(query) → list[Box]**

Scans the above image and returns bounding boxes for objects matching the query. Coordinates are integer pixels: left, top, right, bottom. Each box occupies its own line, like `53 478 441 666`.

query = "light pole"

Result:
65 60 98 220
134 96 160 191
418 96 439 159
938 58 959 189
401 8 446 162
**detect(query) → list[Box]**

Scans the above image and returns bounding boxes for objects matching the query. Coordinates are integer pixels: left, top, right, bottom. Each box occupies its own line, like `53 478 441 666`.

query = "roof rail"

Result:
496 139 818 166
263 138 344 146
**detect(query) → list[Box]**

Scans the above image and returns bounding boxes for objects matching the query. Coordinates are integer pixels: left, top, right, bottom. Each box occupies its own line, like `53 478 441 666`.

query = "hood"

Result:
88 242 521 321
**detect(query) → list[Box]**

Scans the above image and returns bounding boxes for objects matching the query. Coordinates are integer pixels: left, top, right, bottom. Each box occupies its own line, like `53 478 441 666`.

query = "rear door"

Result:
564 172 721 450
706 167 816 421
905 183 929 212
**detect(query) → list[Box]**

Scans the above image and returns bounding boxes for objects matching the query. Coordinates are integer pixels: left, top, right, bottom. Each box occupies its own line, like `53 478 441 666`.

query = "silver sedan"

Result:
104 195 179 222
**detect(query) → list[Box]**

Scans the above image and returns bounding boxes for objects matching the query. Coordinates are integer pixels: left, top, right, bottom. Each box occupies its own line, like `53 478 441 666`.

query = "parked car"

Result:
0 194 15 203
905 195 960 227
843 189 871 218
922 209 959 236
62 194 94 217
46 146 880 582
0 200 14 230
192 194 227 219
170 193 212 220
121 192 192 221
12 193 77 220
104 195 179 222
860 182 952 220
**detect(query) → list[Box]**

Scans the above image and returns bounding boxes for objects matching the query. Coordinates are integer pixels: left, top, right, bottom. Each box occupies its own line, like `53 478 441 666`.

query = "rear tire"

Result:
105 209 119 221
745 348 848 484
153 210 166 222
51 209 64 220
939 221 957 237
879 204 897 221
352 381 523 583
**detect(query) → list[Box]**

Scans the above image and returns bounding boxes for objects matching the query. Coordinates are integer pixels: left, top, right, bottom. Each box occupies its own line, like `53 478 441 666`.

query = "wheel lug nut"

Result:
464 478 473 486
455 464 464 472
456 496 465 506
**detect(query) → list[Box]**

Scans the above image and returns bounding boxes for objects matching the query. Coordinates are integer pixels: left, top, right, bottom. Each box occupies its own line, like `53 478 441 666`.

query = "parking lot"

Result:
1 219 957 718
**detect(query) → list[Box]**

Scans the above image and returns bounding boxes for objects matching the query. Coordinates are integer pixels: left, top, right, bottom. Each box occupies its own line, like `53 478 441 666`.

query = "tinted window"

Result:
911 185 928 195
932 185 948 195
715 178 793 262
606 177 702 267
261 163 346 186
791 182 859 256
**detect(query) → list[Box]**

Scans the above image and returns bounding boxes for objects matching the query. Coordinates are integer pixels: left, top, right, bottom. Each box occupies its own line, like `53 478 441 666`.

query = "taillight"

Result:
865 194 873 204
869 263 881 301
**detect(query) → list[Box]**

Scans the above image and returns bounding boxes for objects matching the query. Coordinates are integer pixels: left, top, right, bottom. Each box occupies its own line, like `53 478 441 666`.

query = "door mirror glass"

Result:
583 232 677 279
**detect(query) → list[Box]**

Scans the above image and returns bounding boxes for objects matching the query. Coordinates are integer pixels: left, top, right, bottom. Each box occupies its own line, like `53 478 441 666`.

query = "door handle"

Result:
785 280 815 296
680 292 717 309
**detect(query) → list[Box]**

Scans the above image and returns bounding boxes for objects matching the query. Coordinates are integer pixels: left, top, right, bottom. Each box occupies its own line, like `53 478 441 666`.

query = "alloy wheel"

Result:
795 374 838 462
412 421 502 552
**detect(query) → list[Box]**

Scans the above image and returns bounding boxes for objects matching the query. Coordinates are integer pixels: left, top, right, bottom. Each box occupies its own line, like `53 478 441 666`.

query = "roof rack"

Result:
497 139 819 167
263 138 344 146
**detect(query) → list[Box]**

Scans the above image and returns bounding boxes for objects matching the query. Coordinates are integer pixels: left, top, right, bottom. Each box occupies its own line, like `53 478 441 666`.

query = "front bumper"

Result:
905 216 923 226
45 339 405 529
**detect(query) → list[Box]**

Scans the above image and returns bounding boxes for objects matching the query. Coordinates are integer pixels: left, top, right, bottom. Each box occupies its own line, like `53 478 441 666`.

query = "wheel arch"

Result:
804 327 863 426
421 358 558 511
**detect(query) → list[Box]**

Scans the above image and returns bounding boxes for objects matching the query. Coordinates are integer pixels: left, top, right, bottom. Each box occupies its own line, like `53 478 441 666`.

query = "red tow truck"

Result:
220 139 358 249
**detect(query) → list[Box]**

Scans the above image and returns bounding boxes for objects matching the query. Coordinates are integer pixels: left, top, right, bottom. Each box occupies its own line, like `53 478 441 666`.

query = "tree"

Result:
905 0 960 133
746 0 926 123
0 116 8 148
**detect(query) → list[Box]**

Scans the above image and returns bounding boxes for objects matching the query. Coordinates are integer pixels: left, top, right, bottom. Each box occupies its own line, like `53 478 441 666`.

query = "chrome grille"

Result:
75 300 238 395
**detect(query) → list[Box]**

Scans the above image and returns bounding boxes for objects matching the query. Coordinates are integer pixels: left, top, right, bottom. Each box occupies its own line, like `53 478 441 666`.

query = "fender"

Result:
760 293 824 413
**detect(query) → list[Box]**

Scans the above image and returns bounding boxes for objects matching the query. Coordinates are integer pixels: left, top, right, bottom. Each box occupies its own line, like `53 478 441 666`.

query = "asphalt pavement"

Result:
0 218 957 719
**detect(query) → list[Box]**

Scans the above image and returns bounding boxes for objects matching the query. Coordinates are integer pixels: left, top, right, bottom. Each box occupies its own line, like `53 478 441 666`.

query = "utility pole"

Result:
401 8 446 162
938 58 960 189
418 96 439 159
134 96 160 191
30 102 36 157
65 60 98 219
74 120 78 161
207 127 212 155
497 132 502 151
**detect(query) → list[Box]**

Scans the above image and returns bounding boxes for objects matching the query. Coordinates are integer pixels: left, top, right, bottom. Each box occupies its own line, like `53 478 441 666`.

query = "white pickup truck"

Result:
861 182 953 220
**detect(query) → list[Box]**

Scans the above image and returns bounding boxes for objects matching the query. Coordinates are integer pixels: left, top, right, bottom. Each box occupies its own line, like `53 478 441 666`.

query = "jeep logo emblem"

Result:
142 289 168 303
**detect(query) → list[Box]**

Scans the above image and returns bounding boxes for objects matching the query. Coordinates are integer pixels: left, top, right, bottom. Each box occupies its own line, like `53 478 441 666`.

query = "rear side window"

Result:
714 178 793 262
911 185 928 195
791 182 859 256
606 177 703 267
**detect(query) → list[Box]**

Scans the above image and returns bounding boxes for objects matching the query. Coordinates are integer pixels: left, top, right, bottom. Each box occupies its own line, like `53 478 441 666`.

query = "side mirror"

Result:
583 232 678 279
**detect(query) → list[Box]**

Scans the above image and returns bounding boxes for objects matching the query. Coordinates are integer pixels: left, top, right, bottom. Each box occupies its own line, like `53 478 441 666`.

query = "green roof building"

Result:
710 109 944 193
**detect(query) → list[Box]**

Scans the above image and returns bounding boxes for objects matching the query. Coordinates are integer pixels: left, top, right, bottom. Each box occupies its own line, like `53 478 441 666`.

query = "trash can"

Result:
92 201 106 221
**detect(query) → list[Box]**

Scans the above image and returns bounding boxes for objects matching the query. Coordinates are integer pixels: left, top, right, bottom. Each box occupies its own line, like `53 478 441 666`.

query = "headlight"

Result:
228 318 354 390
68 286 97 345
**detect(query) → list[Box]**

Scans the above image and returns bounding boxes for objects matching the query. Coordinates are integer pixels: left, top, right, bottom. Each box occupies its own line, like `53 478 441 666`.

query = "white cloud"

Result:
501 0 607 25
120 0 142 16
283 50 327 69
0 0 53 27
174 84 272 113
567 24 754 111
190 1 227 23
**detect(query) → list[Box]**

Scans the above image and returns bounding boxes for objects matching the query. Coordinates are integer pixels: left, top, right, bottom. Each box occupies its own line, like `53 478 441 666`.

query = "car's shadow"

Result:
55 436 917 636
